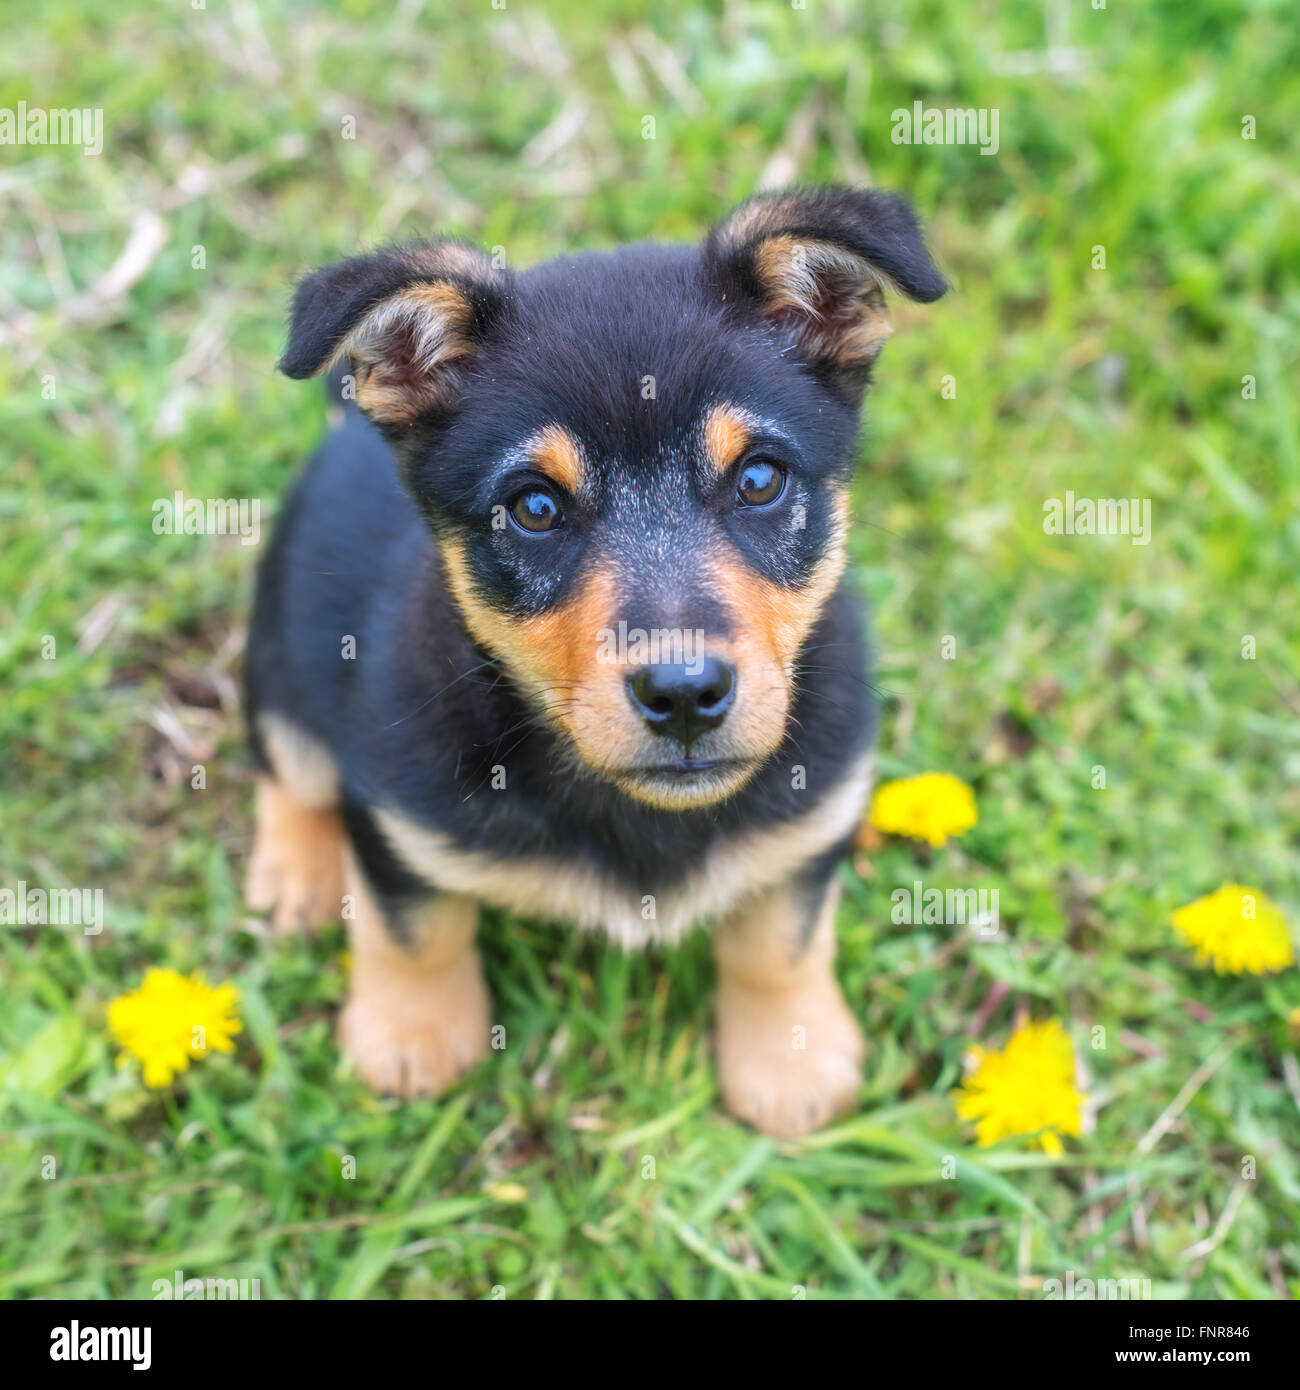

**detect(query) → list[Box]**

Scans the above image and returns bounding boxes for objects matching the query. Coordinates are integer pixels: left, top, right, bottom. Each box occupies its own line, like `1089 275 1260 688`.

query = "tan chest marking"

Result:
373 751 873 947
257 713 340 810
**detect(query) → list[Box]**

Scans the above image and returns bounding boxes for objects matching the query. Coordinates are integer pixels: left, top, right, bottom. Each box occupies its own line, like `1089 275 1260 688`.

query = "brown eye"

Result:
509 487 562 534
736 459 786 508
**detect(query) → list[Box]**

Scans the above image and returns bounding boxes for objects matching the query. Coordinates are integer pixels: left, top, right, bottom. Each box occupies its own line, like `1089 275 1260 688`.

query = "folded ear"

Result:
703 186 946 398
279 241 511 429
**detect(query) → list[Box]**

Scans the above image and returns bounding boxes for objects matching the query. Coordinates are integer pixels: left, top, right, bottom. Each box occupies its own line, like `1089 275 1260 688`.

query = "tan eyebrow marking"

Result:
526 424 586 494
702 402 753 478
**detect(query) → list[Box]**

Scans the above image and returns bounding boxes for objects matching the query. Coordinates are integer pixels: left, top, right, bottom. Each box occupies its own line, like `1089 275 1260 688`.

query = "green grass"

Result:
2 0 1299 1299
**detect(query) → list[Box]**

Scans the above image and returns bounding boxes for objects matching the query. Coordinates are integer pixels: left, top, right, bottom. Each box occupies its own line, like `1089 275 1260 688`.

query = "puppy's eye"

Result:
736 459 787 509
508 487 562 534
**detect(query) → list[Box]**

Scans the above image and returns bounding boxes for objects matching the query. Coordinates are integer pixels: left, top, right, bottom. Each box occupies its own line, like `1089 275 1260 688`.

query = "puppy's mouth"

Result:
610 755 759 809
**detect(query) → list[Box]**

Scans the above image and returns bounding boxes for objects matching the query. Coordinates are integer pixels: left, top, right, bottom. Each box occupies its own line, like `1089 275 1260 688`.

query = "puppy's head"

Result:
281 187 945 809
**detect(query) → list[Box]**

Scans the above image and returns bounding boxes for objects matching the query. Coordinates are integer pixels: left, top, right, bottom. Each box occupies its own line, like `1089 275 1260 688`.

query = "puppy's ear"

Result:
703 186 946 398
279 241 511 430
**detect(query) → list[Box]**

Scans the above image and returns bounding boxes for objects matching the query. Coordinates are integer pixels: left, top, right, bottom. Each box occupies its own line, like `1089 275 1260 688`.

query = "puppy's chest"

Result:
374 752 872 946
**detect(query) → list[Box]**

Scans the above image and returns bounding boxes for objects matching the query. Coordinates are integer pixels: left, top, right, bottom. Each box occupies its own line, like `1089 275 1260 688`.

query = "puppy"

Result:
245 186 945 1138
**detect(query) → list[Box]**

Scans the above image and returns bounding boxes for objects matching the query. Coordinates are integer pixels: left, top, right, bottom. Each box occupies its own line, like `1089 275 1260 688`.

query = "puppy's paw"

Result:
715 981 865 1139
245 782 345 932
245 832 344 931
339 952 491 1098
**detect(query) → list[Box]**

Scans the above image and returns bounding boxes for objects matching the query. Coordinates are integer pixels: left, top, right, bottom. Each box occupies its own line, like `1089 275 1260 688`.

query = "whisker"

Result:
387 658 498 726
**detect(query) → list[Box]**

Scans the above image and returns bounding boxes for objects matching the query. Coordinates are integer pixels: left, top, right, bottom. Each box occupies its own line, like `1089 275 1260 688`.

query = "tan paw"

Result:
715 981 865 1139
245 834 345 931
245 780 345 932
339 951 491 1098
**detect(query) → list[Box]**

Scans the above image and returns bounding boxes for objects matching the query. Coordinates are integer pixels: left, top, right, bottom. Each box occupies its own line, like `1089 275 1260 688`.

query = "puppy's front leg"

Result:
714 859 864 1138
339 851 490 1098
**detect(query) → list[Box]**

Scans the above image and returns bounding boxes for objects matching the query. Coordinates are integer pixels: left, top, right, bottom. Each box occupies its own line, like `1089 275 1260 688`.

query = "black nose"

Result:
627 658 736 745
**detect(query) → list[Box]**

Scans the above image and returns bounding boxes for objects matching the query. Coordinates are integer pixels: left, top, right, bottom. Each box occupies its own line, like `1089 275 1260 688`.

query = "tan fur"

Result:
713 876 865 1138
440 539 615 699
440 541 655 782
701 402 752 477
245 777 346 931
338 856 490 1096
374 751 873 947
751 235 893 369
398 242 491 282
715 487 848 671
712 193 813 253
527 423 586 496
258 712 340 810
329 282 477 424
686 489 847 781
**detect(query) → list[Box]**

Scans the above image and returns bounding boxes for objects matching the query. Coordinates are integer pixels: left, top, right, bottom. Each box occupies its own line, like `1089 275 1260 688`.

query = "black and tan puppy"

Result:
245 187 945 1138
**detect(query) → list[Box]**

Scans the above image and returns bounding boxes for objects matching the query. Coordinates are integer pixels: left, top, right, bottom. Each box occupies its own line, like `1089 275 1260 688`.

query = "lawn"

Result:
2 0 1298 1299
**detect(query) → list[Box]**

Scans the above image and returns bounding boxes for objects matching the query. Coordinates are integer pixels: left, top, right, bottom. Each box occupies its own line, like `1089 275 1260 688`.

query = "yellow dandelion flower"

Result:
955 1017 1085 1156
107 967 242 1088
869 771 977 848
1171 884 1294 976
482 1180 529 1204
